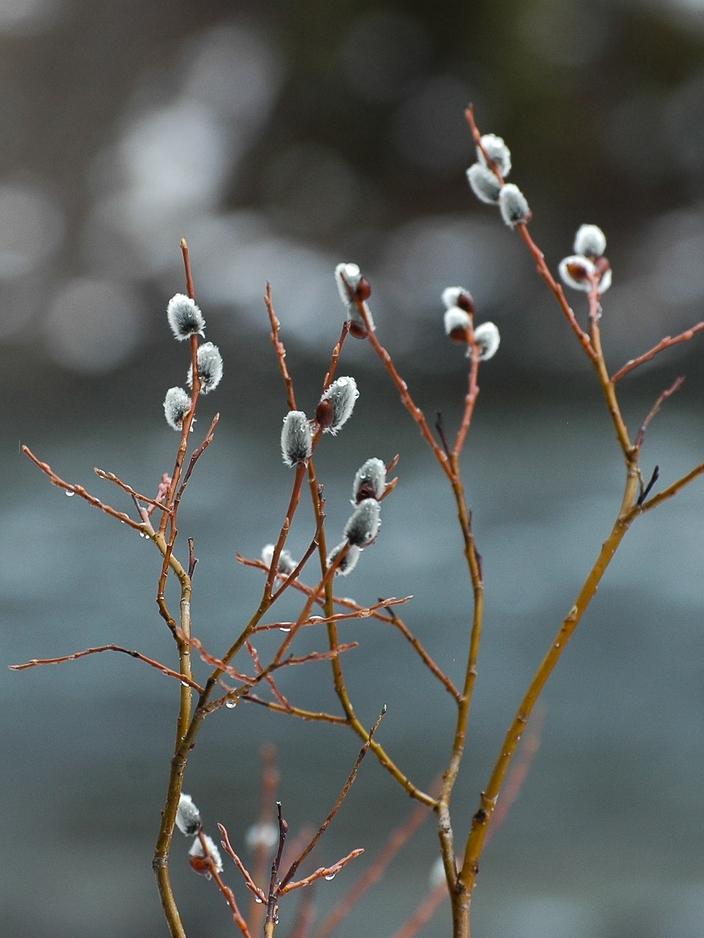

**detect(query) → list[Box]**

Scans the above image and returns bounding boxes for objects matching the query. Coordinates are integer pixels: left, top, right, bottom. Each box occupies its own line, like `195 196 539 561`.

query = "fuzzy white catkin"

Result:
187 342 223 395
598 268 612 293
574 224 606 258
444 307 471 338
334 262 362 306
281 411 312 467
167 293 205 341
466 162 502 204
327 540 361 576
558 255 597 291
189 834 223 873
473 322 501 361
477 134 512 177
176 794 201 836
261 544 297 574
429 856 446 889
352 457 387 503
245 822 279 851
163 387 192 431
344 498 381 547
498 184 530 227
441 286 473 310
318 376 359 435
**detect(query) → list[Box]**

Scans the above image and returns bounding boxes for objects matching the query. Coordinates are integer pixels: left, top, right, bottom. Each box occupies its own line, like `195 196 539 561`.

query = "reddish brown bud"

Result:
348 320 368 339
449 325 470 343
355 277 372 301
594 256 610 277
315 398 334 430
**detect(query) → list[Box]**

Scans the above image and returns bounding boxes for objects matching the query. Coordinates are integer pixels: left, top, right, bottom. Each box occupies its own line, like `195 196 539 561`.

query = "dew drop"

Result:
225 698 238 709
254 897 263 904
65 490 75 497
278 626 291 633
324 873 336 881
554 641 561 648
180 680 189 687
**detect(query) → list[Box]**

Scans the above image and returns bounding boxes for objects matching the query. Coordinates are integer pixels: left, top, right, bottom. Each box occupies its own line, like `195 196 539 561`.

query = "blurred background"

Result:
3 0 704 935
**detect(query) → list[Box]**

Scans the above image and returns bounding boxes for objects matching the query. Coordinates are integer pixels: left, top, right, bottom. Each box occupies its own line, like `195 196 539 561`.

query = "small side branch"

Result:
9 643 203 692
635 376 685 450
278 708 386 892
612 321 704 382
22 446 147 533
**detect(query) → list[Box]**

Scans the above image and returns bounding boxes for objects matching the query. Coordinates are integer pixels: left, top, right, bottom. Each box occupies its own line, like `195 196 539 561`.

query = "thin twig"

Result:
265 283 298 412
9 644 204 692
94 467 173 513
635 376 685 450
612 321 704 382
249 745 281 934
281 848 365 894
247 641 293 712
240 695 347 724
314 796 433 938
22 446 147 534
218 823 267 904
265 802 289 932
278 708 386 892
194 831 252 938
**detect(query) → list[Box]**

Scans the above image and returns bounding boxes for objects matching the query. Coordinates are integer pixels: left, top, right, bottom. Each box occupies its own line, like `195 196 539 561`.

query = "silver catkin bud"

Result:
163 387 192 431
573 224 606 258
334 262 362 307
473 322 501 361
327 540 361 576
281 411 312 467
498 184 531 228
316 376 359 435
352 457 387 503
466 163 502 204
176 794 202 836
477 134 512 177
261 544 297 575
444 307 472 340
167 293 205 341
344 497 381 547
441 286 474 312
187 342 223 395
334 263 374 333
189 833 223 873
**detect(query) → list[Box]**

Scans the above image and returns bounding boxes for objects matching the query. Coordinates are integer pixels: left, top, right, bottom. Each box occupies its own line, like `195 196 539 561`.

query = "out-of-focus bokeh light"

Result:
43 277 143 372
0 0 61 35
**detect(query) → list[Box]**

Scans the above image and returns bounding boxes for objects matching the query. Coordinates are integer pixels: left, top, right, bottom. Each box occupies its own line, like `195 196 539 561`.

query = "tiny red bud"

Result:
594 256 610 276
456 293 474 314
315 398 334 430
189 855 212 876
348 320 368 339
355 277 372 301
449 325 470 343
